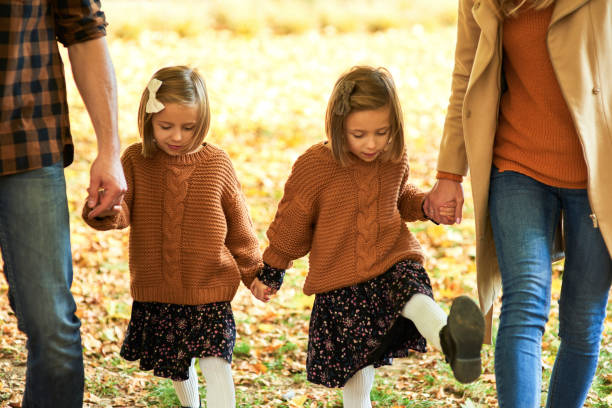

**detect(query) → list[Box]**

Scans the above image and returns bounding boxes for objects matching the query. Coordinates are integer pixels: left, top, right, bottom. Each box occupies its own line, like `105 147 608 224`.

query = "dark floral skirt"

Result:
307 259 433 388
120 300 235 381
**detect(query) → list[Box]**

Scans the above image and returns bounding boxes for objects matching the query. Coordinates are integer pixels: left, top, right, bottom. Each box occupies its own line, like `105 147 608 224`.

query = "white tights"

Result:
400 293 447 350
343 365 375 408
172 357 235 408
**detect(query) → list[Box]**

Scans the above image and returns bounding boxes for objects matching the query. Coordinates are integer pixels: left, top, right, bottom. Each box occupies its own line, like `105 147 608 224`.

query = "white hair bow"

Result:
145 78 165 113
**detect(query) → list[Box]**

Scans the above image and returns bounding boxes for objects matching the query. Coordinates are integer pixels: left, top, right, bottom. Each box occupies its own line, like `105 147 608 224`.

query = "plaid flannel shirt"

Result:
0 0 107 176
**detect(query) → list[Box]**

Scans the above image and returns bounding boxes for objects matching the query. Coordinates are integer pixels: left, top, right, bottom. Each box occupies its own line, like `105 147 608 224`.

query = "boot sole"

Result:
447 296 485 383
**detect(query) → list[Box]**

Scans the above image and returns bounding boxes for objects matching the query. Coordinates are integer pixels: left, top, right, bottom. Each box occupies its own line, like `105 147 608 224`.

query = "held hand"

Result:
424 179 464 225
250 278 276 303
89 201 122 219
439 204 456 219
87 154 127 219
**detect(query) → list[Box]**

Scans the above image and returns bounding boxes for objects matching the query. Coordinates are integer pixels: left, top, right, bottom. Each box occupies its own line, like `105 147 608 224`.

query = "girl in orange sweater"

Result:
83 66 262 408
251 66 485 406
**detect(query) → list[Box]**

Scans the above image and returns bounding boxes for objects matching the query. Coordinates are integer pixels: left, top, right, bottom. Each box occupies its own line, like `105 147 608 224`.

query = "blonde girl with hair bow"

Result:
83 66 263 408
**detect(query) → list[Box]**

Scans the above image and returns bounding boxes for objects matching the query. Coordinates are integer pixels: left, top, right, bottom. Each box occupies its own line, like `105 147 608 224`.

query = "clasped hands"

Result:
250 278 276 303
423 179 464 225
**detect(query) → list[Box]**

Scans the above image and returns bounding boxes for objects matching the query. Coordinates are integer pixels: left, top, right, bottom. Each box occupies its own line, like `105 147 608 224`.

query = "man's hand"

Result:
86 154 126 218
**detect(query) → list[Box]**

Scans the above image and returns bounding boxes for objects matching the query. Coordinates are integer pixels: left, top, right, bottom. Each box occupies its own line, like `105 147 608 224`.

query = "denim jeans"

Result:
489 167 612 408
0 161 84 408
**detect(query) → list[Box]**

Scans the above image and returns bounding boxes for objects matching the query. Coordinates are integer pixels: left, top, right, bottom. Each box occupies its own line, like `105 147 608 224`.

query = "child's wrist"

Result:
421 200 439 225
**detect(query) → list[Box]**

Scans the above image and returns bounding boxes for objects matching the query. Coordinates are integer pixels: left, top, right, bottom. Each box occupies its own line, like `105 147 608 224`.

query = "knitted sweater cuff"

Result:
262 246 293 270
436 171 463 182
257 263 285 291
240 262 263 289
400 191 428 222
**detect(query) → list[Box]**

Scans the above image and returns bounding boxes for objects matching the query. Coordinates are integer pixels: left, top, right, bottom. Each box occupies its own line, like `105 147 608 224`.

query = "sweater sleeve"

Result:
81 148 133 230
436 171 464 182
222 163 263 289
398 159 427 222
263 151 320 269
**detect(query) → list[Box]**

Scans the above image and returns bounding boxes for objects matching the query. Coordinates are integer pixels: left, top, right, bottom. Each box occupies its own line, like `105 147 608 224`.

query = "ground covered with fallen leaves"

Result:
1 1 611 407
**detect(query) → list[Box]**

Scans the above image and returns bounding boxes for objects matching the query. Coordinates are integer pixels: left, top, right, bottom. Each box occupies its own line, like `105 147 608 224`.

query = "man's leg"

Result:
0 162 84 408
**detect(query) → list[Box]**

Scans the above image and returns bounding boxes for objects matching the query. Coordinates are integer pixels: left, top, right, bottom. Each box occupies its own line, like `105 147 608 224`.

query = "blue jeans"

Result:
489 168 612 408
0 162 84 407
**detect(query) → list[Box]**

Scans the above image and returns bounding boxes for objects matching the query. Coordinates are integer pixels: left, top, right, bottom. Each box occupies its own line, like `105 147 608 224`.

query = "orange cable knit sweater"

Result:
83 142 262 305
493 4 587 188
263 142 427 295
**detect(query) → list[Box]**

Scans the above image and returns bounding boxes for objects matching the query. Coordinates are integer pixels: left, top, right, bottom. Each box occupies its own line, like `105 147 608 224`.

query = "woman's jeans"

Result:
0 162 84 408
489 168 612 408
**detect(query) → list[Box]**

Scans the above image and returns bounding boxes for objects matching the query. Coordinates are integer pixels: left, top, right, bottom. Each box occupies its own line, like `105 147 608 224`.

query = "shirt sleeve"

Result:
53 0 108 47
256 263 286 291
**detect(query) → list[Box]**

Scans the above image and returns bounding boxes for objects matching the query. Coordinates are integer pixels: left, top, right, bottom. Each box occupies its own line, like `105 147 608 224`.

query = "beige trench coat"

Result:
437 0 612 341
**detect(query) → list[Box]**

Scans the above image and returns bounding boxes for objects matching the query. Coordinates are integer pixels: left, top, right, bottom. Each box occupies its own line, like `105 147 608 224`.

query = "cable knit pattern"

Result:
83 142 262 305
162 164 194 285
263 142 428 295
354 161 379 278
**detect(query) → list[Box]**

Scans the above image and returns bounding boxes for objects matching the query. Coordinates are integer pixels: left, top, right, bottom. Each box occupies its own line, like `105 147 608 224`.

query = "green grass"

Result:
593 348 612 396
233 342 252 357
86 376 122 398
146 379 182 406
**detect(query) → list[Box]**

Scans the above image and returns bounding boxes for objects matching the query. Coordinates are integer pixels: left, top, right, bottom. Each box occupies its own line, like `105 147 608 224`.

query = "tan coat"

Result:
437 0 612 341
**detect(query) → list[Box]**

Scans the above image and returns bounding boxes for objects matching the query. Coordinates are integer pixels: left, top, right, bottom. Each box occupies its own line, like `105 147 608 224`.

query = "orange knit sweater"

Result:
493 4 587 188
263 142 427 295
83 142 262 305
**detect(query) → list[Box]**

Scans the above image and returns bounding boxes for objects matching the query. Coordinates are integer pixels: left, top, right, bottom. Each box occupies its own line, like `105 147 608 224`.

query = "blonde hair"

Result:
138 66 210 158
325 66 405 166
487 0 555 18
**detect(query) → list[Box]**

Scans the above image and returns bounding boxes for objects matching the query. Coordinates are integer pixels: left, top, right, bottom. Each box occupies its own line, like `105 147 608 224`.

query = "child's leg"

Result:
343 365 374 408
173 358 201 408
400 293 447 350
199 356 235 408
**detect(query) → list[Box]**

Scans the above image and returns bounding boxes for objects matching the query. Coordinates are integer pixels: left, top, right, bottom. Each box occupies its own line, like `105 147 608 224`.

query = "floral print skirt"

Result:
120 300 235 381
307 259 433 388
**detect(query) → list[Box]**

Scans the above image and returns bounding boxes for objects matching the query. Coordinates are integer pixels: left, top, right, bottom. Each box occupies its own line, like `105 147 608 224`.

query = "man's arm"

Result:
67 37 126 218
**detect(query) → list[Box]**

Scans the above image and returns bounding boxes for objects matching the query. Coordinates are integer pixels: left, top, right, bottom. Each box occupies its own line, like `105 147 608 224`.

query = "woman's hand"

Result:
424 179 464 225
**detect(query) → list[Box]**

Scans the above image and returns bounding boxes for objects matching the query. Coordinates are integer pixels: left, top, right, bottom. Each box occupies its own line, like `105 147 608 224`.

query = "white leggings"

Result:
401 293 447 350
173 357 235 408
343 294 448 407
343 365 374 408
